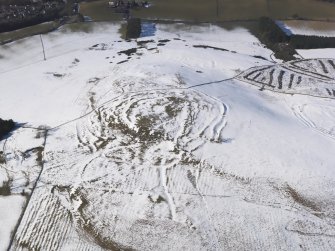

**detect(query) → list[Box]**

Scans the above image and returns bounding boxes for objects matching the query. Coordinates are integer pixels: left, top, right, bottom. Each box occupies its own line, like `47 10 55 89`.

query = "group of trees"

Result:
258 17 295 61
0 0 80 33
126 18 141 39
0 118 15 140
259 17 289 43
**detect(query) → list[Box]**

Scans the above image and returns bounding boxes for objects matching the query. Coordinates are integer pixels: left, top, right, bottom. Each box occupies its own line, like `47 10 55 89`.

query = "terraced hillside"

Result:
238 58 335 98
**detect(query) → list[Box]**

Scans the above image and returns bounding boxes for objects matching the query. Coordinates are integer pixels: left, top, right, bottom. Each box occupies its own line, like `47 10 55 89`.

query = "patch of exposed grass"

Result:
53 73 65 78
187 170 197 189
253 55 268 61
148 195 166 204
35 127 47 139
118 48 137 56
136 115 164 142
137 39 154 46
0 178 12 196
33 147 44 167
193 44 228 52
0 151 5 164
174 73 186 86
180 154 201 166
117 60 129 64
88 77 101 84
165 97 184 118
285 185 320 212
109 117 134 138
158 39 170 43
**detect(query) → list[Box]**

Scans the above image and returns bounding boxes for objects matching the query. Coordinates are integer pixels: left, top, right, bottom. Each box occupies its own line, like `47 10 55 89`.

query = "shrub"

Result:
259 17 289 43
0 118 15 139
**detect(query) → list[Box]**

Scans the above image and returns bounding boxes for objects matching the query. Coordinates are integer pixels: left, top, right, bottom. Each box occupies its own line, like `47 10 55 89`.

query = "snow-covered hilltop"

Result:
0 22 335 250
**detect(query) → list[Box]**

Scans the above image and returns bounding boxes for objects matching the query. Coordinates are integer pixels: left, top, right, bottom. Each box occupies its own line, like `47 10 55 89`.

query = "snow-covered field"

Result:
279 20 335 37
297 48 335 59
0 22 335 250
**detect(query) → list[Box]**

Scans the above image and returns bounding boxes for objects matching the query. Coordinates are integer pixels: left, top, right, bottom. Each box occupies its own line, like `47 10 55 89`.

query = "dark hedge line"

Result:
291 35 335 49
0 118 15 139
0 13 61 33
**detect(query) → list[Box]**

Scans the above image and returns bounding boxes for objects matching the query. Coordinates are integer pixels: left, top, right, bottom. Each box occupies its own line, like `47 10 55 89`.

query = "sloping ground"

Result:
0 22 335 250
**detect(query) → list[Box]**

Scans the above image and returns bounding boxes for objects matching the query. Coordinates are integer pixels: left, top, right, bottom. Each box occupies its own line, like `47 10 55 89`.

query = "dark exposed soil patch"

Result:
117 60 129 64
253 55 269 61
193 45 228 52
53 73 65 78
137 39 154 46
158 39 170 43
118 48 137 56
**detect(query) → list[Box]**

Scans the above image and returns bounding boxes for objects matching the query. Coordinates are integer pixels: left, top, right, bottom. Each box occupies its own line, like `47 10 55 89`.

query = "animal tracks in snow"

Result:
291 103 335 140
